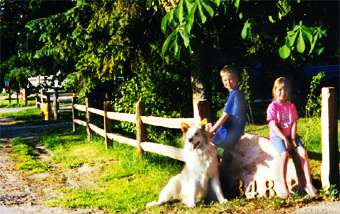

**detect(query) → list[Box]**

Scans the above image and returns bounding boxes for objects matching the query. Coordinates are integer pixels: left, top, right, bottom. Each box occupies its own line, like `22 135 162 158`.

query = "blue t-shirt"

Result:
222 89 246 136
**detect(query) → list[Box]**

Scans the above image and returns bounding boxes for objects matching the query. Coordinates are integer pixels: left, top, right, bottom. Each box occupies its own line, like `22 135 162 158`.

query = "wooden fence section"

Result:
36 89 74 120
73 98 194 162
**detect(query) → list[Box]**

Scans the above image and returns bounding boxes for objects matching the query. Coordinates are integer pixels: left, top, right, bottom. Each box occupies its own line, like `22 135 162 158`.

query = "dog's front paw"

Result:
219 198 228 204
183 200 196 208
146 201 158 207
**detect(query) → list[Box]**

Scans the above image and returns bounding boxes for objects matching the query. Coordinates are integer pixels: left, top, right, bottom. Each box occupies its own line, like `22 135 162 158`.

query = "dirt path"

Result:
0 117 105 214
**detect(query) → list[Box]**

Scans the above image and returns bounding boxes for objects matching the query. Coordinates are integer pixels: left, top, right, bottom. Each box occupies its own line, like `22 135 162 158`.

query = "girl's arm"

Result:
291 121 298 147
210 112 229 134
269 120 291 149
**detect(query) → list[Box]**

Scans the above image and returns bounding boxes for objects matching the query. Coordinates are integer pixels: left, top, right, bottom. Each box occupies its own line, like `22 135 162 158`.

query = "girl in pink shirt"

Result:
266 77 317 198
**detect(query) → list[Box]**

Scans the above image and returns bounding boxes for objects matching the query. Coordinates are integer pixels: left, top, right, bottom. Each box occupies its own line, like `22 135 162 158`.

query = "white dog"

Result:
146 122 227 208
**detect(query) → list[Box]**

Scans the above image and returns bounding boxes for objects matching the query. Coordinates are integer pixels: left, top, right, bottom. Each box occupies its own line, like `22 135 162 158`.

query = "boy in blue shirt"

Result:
209 65 246 151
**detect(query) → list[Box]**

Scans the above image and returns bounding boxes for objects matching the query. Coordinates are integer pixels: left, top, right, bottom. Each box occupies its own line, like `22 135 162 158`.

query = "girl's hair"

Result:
272 77 291 100
220 65 239 79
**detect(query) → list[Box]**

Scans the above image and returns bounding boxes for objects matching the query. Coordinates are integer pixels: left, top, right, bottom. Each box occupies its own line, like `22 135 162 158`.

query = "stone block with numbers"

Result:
221 133 302 198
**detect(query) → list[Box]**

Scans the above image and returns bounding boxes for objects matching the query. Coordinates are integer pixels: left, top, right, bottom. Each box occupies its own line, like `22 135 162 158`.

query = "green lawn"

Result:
0 108 41 121
6 109 340 213
0 98 36 108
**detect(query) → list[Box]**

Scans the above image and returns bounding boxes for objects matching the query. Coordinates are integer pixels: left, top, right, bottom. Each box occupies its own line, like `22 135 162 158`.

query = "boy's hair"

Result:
220 65 239 79
272 77 291 99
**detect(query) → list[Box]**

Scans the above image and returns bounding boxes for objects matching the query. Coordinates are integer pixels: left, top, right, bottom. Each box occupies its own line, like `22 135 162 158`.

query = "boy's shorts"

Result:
270 136 304 154
212 126 241 150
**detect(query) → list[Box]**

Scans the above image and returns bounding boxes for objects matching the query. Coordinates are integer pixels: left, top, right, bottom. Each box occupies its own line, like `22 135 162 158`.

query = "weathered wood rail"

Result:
73 98 195 162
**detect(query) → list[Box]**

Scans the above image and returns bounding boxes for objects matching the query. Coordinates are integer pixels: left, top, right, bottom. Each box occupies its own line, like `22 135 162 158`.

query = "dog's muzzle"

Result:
190 141 200 150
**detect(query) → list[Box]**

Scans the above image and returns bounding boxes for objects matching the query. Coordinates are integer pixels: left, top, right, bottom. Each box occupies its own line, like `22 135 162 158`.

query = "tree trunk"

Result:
190 52 211 125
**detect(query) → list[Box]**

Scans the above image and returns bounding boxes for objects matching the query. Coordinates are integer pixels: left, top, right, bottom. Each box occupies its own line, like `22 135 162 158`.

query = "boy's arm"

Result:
210 112 229 134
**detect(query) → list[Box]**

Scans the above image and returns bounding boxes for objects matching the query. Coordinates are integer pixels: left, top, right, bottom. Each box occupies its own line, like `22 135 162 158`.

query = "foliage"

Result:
0 0 73 88
238 67 251 104
112 51 191 145
238 67 252 122
279 21 327 59
151 0 328 61
305 72 325 118
151 0 236 58
319 185 340 202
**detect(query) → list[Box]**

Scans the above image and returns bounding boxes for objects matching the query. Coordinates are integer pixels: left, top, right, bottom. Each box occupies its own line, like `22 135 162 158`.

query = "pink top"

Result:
266 100 298 138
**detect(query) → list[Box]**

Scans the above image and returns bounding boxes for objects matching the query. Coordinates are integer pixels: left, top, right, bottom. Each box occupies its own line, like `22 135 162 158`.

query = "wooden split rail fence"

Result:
72 98 195 162
36 89 74 120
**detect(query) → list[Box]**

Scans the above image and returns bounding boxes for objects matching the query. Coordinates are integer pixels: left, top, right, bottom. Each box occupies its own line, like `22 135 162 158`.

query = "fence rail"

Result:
72 98 194 161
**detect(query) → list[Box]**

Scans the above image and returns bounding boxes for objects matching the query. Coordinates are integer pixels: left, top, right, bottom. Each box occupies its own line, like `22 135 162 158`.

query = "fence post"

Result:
40 88 44 111
53 88 59 120
8 88 11 104
136 99 145 156
24 88 27 106
35 93 39 108
16 89 19 104
44 93 51 121
104 96 112 148
321 87 338 189
85 97 92 141
72 95 76 132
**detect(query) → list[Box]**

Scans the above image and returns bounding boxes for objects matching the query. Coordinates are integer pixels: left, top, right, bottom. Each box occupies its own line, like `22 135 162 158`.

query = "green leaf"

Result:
184 0 194 12
287 30 298 47
241 20 251 40
234 0 240 10
197 0 207 23
201 0 215 17
187 3 196 29
175 0 184 24
161 31 177 57
179 28 190 47
302 26 313 43
174 39 180 59
296 31 305 53
316 46 325 55
279 45 291 59
268 15 275 23
161 13 170 34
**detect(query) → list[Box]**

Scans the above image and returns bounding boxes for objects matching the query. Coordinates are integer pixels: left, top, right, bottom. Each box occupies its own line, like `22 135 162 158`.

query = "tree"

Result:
0 0 73 89
147 0 337 120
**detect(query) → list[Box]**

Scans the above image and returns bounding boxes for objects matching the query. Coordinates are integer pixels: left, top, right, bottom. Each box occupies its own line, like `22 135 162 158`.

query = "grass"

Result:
5 108 340 213
10 138 50 173
0 108 41 121
40 130 182 212
0 97 36 108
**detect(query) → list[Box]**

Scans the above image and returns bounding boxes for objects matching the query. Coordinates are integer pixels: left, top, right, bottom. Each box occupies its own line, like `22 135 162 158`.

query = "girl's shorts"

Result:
270 136 304 154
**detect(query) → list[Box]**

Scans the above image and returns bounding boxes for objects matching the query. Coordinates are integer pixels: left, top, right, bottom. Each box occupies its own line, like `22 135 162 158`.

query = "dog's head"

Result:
180 122 210 151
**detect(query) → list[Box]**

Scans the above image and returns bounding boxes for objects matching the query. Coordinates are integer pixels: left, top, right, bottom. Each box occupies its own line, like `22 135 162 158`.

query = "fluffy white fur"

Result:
146 122 227 208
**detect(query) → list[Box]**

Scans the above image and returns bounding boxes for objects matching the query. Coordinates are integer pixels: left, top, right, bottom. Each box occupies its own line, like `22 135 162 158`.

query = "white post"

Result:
321 87 338 189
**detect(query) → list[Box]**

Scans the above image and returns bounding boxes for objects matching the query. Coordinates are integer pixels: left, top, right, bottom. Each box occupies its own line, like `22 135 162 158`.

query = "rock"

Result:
29 173 50 180
221 133 302 198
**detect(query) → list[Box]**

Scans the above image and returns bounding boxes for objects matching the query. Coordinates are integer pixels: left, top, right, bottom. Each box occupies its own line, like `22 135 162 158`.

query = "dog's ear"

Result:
180 122 190 133
199 118 208 130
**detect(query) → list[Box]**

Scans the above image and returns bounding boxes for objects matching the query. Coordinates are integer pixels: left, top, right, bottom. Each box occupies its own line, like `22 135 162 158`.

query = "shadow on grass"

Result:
308 151 322 161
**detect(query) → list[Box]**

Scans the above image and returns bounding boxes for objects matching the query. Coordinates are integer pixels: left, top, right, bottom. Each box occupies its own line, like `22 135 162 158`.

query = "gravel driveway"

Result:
0 107 105 213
